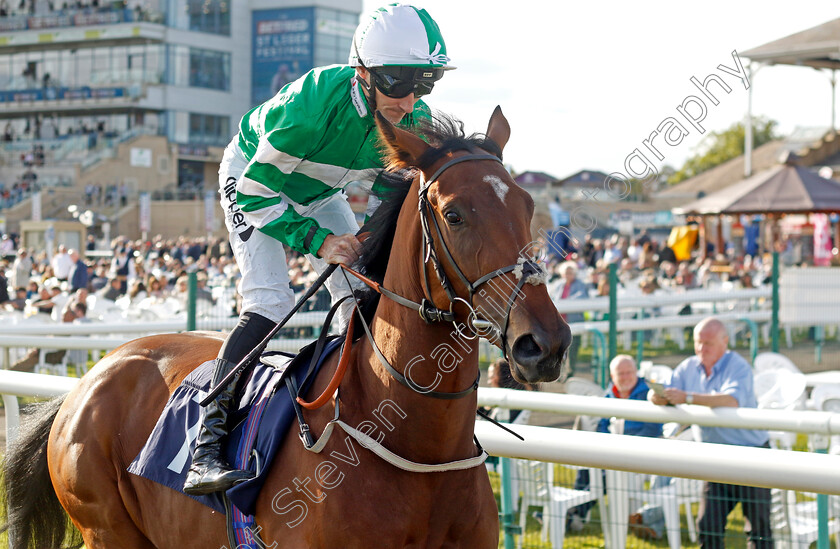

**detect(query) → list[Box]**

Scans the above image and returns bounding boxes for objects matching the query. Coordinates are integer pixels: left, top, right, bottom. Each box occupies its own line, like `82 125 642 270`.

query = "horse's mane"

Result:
349 111 502 330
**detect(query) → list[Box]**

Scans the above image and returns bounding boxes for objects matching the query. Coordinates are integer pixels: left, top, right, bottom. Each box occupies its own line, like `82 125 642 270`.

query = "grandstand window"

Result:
42 51 59 88
186 0 230 35
0 45 167 90
112 47 128 82
313 7 356 68
188 48 230 91
92 48 111 85
187 113 230 146
0 57 11 90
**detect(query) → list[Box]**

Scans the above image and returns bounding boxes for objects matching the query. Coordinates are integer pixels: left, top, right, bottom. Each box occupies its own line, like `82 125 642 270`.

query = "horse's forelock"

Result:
415 113 502 170
357 110 500 284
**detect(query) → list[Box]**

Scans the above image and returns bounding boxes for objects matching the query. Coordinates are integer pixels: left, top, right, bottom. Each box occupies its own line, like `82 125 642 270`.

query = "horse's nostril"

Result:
511 333 545 367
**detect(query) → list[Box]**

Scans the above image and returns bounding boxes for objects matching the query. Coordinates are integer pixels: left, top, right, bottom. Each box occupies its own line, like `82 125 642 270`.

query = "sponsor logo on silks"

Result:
350 76 367 118
423 71 434 78
223 176 252 238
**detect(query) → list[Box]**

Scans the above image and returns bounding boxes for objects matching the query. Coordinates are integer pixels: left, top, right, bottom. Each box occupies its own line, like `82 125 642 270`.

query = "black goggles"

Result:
367 66 444 99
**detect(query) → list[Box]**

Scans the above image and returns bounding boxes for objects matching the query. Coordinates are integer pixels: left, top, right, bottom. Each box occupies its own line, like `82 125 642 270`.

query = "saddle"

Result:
128 335 343 547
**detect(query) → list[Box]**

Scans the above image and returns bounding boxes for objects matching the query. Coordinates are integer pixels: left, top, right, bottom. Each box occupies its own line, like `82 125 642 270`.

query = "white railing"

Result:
0 311 328 336
3 373 840 495
0 335 319 370
473 422 840 494
0 313 330 368
554 286 771 314
569 310 770 335
478 387 840 435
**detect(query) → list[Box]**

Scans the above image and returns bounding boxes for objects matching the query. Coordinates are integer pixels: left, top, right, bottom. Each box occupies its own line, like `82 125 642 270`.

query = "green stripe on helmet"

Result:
410 6 447 62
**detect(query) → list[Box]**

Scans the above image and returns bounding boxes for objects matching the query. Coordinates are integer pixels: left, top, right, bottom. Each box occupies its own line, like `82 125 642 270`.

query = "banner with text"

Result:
251 7 314 106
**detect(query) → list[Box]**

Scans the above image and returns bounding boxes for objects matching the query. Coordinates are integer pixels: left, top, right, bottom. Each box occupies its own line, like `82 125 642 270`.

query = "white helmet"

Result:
349 3 454 70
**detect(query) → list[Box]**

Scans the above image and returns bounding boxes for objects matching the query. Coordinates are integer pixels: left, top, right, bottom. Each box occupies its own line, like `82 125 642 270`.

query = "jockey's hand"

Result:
318 233 362 265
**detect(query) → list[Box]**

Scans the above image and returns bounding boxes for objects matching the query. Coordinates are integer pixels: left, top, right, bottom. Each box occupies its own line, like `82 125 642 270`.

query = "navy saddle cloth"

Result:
127 337 342 516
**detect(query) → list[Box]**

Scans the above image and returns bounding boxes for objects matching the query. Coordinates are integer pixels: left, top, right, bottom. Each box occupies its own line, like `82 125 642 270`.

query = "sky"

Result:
361 1 840 180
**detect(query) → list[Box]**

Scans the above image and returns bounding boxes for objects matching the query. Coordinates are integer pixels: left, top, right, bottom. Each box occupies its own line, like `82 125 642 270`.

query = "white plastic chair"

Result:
755 369 807 410
810 383 840 412
516 461 605 549
35 349 68 377
602 418 684 548
644 474 704 546
809 384 840 455
565 377 605 432
565 377 604 397
771 488 840 549
754 352 803 375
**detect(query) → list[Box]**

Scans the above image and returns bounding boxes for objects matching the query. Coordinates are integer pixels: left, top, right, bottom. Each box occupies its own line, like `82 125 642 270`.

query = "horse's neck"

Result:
344 299 481 464
342 203 482 464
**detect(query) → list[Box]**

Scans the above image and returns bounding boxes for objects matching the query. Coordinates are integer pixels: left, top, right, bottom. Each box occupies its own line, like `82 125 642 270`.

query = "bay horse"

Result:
3 107 570 548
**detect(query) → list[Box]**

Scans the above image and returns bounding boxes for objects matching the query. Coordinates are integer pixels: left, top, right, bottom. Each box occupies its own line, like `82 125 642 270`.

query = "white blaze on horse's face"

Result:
483 174 509 205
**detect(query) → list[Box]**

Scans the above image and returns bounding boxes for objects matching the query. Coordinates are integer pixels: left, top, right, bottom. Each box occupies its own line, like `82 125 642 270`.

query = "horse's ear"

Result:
486 106 510 153
375 111 430 169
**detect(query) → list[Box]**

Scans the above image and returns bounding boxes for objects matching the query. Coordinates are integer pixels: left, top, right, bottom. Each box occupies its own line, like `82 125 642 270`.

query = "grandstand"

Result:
0 0 360 240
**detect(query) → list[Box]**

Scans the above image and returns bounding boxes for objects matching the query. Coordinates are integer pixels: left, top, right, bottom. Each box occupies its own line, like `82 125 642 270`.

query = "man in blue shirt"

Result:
68 249 89 292
651 317 772 548
568 355 663 531
596 354 663 436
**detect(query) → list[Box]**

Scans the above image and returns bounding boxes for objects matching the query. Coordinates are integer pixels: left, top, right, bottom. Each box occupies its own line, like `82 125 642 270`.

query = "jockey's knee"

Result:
218 312 277 365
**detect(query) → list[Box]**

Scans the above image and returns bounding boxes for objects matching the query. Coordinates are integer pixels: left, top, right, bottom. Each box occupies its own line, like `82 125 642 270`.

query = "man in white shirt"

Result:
0 234 14 256
51 245 73 281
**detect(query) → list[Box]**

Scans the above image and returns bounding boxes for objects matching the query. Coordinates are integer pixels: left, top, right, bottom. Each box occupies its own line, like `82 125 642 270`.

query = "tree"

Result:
668 117 778 184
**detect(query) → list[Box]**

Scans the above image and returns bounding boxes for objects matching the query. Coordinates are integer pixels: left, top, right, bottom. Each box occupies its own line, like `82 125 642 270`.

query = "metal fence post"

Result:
498 457 518 549
587 329 608 388
815 325 824 365
608 263 617 364
739 317 759 364
187 272 197 332
813 434 830 549
771 252 779 353
635 309 645 367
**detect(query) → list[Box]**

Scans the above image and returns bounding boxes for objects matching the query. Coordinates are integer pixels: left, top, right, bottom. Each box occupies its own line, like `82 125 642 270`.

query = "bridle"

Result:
342 151 546 400
417 153 545 343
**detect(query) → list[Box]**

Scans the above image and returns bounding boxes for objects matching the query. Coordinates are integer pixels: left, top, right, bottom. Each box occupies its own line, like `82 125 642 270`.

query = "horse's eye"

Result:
444 211 463 225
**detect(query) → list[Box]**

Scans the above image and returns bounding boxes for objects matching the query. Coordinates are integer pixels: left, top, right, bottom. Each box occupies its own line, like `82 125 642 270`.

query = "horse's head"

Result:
375 107 571 383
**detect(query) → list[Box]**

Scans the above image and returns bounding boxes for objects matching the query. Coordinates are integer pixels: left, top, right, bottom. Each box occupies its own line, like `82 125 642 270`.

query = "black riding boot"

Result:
183 358 254 495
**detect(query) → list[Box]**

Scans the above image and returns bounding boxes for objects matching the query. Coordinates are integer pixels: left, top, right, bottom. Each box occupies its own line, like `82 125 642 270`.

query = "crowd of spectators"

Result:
84 182 128 208
2 116 108 143
0 228 783 335
0 232 331 336
0 178 39 210
545 230 775 321
0 0 156 21
0 225 798 374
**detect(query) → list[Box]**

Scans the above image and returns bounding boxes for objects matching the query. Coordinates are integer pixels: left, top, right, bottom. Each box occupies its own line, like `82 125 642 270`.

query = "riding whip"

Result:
199 263 338 406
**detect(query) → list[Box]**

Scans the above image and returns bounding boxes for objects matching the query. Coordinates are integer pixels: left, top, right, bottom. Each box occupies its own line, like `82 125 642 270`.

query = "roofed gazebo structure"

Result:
742 17 840 176
672 153 840 258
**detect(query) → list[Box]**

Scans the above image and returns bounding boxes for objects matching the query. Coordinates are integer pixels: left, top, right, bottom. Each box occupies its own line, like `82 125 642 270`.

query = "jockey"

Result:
184 3 454 495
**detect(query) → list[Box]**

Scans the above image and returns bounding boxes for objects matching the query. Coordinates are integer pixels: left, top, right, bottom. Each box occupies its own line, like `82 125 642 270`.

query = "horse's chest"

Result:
257 469 498 548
